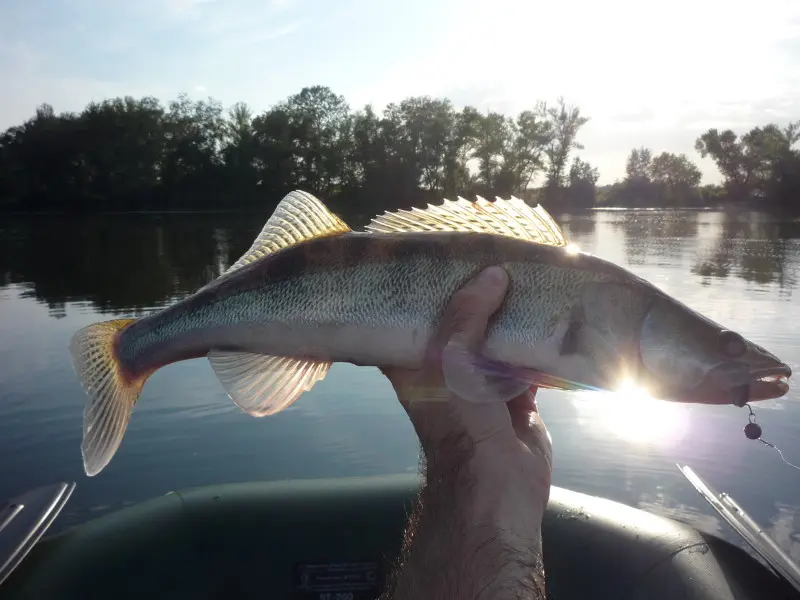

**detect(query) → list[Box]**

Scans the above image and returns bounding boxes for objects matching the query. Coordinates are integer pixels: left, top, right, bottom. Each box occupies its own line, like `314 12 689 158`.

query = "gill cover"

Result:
638 299 750 403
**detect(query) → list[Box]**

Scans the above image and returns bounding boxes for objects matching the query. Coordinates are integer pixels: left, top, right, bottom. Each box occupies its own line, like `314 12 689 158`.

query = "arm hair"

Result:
379 432 547 600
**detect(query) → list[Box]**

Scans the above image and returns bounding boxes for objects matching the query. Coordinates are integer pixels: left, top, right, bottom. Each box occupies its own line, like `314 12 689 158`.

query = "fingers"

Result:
381 265 554 510
382 265 510 406
506 388 552 511
435 267 522 446
510 391 553 471
514 409 553 512
438 267 529 405
384 266 512 449
384 266 543 455
428 266 509 361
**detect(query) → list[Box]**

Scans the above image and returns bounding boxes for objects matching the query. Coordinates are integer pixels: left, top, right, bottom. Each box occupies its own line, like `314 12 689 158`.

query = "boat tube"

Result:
1 470 799 599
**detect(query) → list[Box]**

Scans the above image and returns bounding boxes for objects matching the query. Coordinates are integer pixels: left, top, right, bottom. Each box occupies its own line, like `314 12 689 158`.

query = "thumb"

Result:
431 265 509 353
438 266 518 446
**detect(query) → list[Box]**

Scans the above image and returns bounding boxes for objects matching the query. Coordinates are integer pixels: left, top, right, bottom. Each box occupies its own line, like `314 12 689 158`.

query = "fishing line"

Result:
742 403 800 472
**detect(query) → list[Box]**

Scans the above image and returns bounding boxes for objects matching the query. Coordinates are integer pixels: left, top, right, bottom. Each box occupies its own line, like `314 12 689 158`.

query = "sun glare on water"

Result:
572 378 690 446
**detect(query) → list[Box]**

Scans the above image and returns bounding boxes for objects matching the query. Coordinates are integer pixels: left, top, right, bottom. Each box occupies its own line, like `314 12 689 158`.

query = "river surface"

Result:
2 208 800 558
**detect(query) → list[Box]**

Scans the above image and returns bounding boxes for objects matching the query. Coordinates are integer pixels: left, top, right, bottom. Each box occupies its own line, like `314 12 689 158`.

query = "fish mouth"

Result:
748 365 792 402
670 363 792 405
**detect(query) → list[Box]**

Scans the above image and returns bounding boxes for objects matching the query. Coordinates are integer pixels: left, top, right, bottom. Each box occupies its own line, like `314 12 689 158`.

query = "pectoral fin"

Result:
442 340 598 403
441 338 532 404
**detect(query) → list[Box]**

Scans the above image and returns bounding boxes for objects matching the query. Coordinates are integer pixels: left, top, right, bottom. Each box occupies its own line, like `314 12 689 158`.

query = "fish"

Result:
69 190 792 476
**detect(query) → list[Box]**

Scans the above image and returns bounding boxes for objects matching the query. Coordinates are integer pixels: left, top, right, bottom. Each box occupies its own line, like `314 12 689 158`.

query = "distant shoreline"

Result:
0 208 264 216
0 204 791 217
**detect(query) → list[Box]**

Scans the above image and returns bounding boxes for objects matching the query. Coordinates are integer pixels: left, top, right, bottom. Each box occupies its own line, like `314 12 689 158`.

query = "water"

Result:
2 208 800 558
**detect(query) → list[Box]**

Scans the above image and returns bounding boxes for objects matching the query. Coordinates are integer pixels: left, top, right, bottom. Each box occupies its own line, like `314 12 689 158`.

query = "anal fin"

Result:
208 351 331 417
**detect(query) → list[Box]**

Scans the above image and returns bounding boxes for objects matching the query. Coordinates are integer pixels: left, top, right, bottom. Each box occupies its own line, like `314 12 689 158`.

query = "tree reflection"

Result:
0 213 264 317
557 212 596 249
0 208 798 318
610 210 699 267
691 211 799 289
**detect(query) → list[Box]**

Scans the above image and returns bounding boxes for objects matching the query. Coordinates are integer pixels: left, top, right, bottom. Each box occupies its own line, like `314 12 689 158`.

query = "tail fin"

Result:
69 318 146 477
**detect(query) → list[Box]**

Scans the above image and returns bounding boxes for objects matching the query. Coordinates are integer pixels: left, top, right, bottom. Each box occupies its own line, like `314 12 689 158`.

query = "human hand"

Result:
381 265 553 518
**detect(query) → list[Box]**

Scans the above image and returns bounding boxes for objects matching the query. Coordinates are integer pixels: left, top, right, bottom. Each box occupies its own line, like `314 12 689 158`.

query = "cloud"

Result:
216 21 305 49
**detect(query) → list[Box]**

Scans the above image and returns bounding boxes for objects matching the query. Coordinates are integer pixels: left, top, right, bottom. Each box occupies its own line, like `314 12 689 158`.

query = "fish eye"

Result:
719 330 747 358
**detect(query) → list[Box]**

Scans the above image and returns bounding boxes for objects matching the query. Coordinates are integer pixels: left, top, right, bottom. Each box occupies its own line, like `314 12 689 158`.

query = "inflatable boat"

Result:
1 465 800 599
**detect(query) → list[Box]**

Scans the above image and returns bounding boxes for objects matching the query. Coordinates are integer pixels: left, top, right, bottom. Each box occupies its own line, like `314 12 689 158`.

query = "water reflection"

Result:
691 212 799 290
0 214 264 317
578 381 691 448
1 208 800 558
604 210 699 268
1 209 797 319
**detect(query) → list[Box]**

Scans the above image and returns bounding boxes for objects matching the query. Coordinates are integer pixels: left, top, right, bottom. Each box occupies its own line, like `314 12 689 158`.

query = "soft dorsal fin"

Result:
365 196 569 247
224 190 351 275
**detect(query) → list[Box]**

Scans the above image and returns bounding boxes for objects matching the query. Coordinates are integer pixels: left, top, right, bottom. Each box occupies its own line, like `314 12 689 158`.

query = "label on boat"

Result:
291 560 383 600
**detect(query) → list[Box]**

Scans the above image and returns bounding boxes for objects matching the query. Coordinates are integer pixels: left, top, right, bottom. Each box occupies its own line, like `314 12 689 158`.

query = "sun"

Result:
573 378 690 446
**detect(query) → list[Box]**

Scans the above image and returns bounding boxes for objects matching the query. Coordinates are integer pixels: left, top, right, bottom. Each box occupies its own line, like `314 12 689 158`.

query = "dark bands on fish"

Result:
67 190 792 477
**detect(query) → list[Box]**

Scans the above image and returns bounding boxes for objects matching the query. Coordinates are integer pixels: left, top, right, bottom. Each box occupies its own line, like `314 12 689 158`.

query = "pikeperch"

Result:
69 191 792 476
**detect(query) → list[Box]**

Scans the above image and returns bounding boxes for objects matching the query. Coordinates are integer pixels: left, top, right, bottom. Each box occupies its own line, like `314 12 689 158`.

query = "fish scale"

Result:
68 190 792 477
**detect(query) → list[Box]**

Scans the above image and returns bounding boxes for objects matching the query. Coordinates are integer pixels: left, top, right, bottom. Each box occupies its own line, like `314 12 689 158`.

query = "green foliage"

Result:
650 152 702 188
0 87 591 218
1 85 796 215
695 123 800 207
602 132 799 210
542 98 589 193
603 148 706 208
565 157 600 208
625 147 652 181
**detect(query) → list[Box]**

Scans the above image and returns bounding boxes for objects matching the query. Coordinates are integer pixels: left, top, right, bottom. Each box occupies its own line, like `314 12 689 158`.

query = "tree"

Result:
694 129 753 200
566 156 599 208
625 147 652 181
542 98 589 196
472 111 510 193
650 152 701 188
569 157 599 186
275 85 353 197
693 122 800 203
498 106 553 196
4 83 797 215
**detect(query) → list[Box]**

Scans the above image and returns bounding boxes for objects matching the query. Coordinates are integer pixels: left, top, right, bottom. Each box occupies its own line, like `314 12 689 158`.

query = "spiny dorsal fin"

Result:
365 195 568 247
224 190 351 275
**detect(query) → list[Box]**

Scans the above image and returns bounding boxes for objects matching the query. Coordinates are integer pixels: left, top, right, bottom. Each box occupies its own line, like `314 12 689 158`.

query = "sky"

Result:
1 0 798 185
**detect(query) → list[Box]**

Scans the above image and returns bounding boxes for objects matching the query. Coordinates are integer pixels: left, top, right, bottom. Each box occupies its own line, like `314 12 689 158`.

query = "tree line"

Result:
0 85 798 218
601 124 800 210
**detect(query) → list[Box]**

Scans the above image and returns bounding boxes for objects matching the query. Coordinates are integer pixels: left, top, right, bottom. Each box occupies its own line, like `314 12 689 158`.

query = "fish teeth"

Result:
756 375 787 384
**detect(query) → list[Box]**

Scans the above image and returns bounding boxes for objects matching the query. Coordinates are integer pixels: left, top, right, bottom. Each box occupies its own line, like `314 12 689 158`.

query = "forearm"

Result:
380 438 547 600
378 267 551 599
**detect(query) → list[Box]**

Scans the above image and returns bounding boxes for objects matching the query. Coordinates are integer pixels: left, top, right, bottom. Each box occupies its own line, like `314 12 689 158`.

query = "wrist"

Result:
387 437 548 600
471 436 550 506
424 436 547 540
467 458 547 542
